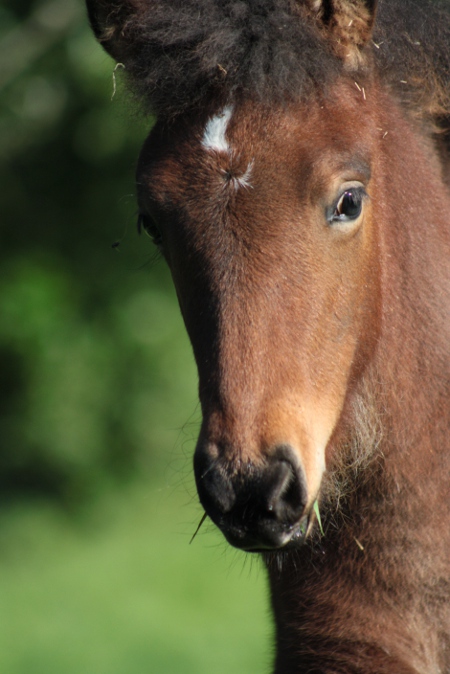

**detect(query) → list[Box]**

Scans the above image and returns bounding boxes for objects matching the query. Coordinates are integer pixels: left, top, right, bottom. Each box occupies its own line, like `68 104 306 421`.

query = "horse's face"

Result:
137 83 380 551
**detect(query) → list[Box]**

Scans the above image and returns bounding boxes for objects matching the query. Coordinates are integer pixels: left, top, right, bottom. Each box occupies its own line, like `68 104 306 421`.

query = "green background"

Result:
0 1 271 671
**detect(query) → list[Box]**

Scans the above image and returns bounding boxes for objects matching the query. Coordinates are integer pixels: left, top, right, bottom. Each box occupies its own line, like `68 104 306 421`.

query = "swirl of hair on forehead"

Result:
93 0 450 133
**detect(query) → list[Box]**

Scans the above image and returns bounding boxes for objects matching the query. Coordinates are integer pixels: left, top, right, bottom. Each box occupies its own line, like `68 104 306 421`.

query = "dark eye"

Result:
137 212 163 247
331 188 365 223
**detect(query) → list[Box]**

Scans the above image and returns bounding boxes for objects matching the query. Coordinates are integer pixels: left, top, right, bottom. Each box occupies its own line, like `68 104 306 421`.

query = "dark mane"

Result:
101 0 450 127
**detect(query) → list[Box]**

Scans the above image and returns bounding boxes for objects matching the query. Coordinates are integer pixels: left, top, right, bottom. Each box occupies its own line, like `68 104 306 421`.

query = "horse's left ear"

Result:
305 0 378 66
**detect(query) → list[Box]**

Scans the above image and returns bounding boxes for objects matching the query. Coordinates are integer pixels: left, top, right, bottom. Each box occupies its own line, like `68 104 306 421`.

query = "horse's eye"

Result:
137 212 163 247
331 188 364 223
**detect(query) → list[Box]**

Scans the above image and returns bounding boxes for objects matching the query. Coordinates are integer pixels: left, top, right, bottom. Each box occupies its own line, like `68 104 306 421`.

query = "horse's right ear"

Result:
86 0 140 62
304 0 378 66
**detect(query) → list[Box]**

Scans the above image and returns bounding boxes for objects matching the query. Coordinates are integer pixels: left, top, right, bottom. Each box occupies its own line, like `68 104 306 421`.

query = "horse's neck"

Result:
366 107 450 526
380 120 450 438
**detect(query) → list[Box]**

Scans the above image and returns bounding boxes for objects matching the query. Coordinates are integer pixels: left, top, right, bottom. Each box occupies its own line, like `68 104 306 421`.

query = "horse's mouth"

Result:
219 513 311 553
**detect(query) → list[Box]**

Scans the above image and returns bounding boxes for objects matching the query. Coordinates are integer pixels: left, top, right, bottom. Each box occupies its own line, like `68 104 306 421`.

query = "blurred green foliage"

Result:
0 0 200 505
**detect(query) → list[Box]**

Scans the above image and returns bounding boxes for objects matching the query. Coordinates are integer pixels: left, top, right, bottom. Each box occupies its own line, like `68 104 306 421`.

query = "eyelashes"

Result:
137 212 163 247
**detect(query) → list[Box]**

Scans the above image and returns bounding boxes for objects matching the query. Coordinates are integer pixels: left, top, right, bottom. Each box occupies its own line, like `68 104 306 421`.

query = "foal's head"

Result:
136 86 382 549
87 0 450 551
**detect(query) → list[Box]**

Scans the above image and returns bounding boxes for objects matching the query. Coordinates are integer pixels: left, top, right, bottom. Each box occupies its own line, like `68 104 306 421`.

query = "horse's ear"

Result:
85 0 141 62
305 0 378 65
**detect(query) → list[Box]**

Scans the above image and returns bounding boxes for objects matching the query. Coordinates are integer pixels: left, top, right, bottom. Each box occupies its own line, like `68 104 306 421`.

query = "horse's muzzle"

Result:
194 443 308 551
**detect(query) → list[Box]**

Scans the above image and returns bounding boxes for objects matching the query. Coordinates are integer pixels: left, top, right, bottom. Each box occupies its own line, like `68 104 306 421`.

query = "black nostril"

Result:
194 444 236 517
265 446 306 524
194 441 308 551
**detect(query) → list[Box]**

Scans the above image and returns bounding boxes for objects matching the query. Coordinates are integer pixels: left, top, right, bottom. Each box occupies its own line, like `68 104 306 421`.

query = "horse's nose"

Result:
194 444 308 551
